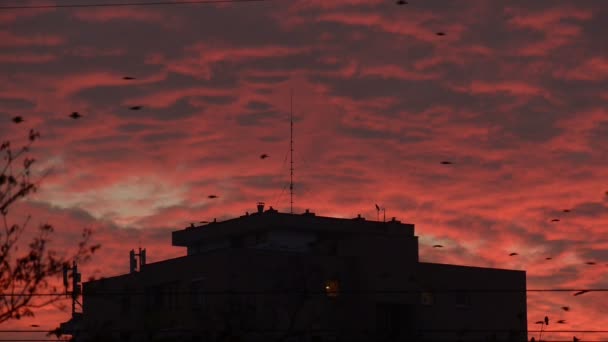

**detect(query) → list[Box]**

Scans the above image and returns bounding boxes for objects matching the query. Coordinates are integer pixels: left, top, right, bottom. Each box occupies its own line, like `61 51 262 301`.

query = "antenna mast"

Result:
290 89 294 214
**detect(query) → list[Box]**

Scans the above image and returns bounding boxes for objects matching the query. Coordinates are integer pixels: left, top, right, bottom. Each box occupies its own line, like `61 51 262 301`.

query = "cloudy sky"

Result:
1 0 608 340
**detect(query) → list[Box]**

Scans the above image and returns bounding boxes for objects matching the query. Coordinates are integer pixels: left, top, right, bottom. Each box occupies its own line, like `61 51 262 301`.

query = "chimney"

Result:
257 202 265 213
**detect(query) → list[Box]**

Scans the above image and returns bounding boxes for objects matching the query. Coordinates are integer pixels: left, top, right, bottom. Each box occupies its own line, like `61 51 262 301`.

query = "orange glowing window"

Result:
324 280 339 297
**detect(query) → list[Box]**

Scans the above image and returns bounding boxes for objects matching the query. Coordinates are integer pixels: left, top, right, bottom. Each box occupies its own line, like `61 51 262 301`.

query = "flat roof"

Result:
172 209 415 247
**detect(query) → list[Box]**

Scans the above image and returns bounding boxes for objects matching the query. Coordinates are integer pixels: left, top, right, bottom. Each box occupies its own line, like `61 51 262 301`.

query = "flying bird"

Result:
123 76 136 80
129 106 143 110
557 319 566 324
433 244 443 248
396 0 408 4
436 32 446 36
260 154 269 159
509 252 518 256
440 161 452 165
551 219 560 222
573 290 589 296
208 195 217 199
69 112 81 119
12 116 23 123
586 261 596 265
30 324 39 327
561 306 570 311
563 209 571 212
546 257 553 260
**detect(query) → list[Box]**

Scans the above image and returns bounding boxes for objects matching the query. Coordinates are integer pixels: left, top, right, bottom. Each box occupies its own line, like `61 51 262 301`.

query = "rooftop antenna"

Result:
290 88 294 214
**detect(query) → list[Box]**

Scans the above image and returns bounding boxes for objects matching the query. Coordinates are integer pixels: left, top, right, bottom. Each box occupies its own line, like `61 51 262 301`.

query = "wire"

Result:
4 328 608 333
2 288 608 296
0 0 268 10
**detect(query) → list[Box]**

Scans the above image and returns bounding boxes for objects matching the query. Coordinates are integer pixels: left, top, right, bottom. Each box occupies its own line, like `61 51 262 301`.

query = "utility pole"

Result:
63 261 82 316
290 89 294 214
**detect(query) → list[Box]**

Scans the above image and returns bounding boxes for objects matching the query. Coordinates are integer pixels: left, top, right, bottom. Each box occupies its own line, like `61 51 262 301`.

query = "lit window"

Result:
325 280 339 297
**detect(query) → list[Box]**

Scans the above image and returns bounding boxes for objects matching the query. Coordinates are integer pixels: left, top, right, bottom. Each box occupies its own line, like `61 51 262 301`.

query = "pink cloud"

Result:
72 7 166 23
506 6 593 31
554 57 608 81
0 53 56 63
0 30 64 47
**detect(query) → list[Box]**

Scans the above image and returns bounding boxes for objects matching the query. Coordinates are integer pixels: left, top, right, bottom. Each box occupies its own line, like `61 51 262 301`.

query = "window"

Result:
190 279 205 311
325 280 340 297
455 292 471 308
146 282 179 311
120 295 131 315
165 282 180 310
231 237 243 248
421 291 434 306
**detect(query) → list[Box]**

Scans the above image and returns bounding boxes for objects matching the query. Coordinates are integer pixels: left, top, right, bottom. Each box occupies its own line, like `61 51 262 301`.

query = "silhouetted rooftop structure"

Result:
58 204 527 342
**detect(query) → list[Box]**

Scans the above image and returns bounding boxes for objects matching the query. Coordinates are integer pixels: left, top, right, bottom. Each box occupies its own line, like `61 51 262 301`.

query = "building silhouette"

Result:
58 203 527 341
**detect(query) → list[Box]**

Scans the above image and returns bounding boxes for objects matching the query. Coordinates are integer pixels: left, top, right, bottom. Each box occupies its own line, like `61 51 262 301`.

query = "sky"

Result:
1 0 608 340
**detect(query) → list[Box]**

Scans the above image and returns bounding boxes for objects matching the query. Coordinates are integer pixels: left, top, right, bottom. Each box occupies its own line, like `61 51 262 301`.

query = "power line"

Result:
0 0 268 10
4 329 608 333
2 288 608 296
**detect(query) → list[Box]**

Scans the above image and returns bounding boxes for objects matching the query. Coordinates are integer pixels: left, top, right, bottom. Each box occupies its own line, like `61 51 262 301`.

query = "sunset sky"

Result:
1 0 608 340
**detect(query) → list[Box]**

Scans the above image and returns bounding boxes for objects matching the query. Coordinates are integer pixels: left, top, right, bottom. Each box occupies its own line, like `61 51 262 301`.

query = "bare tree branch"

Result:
0 130 100 324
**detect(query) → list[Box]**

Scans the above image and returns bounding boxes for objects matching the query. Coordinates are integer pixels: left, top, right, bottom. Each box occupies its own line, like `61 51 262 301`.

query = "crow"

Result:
563 209 571 213
12 116 23 123
557 320 566 324
123 76 136 80
546 257 553 260
436 32 446 36
440 161 452 165
208 195 217 199
561 306 570 311
396 0 408 4
551 219 560 222
260 154 269 159
69 112 81 119
129 106 143 110
509 252 518 256
545 316 549 325
433 244 443 248
586 261 596 265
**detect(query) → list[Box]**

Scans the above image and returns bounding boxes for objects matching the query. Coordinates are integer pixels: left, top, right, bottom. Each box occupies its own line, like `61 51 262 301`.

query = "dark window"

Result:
455 292 471 308
190 279 205 311
421 291 434 306
329 240 338 255
165 282 179 310
146 283 179 311
145 286 162 310
120 295 131 315
376 303 415 338
231 237 243 248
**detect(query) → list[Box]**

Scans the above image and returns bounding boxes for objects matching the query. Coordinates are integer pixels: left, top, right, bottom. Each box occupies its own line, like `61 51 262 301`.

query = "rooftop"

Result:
172 205 415 247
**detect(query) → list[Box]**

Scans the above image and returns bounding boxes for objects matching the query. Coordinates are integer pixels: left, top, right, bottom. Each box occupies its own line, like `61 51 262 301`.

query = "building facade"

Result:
60 204 527 342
